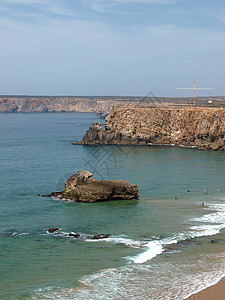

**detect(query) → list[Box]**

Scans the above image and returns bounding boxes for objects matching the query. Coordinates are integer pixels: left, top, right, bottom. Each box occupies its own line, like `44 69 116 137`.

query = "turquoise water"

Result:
0 113 225 299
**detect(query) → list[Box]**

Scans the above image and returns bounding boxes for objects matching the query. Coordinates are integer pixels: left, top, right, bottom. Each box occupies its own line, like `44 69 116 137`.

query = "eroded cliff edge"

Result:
73 108 225 151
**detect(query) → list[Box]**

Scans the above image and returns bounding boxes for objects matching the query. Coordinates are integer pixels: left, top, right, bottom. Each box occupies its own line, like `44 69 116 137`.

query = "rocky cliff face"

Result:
0 96 150 115
1 96 216 116
0 96 160 116
0 97 98 113
75 108 225 151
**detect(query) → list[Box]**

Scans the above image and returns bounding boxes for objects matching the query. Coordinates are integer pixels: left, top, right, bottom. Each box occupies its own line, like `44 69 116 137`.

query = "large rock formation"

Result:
45 170 139 202
73 108 225 151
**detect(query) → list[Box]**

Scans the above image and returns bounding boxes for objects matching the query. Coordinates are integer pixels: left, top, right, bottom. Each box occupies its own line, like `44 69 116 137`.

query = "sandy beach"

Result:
186 276 225 300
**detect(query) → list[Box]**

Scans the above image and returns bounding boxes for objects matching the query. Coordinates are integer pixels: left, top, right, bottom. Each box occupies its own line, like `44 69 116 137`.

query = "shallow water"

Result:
0 113 225 299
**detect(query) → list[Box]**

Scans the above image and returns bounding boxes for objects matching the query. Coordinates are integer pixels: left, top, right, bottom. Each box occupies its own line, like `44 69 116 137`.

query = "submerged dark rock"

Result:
44 170 139 203
91 234 111 240
48 228 59 233
48 229 111 241
69 233 80 238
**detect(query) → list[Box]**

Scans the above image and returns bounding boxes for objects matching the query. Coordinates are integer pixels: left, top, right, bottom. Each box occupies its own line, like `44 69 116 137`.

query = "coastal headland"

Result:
74 107 225 151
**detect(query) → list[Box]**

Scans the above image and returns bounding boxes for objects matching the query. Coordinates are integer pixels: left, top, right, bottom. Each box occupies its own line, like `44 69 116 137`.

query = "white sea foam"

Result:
43 229 72 238
179 145 197 149
130 236 180 264
11 232 18 236
10 231 30 237
130 201 225 264
147 143 197 149
51 195 73 202
190 224 225 237
31 257 225 300
131 241 164 264
32 200 225 300
91 235 148 248
192 203 225 224
189 203 225 236
18 232 30 236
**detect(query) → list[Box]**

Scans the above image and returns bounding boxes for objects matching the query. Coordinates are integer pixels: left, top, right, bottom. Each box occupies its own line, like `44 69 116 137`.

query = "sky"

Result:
0 0 224 96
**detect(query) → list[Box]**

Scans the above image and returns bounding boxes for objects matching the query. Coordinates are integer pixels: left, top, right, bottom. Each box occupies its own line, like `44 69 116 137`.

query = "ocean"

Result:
0 113 225 299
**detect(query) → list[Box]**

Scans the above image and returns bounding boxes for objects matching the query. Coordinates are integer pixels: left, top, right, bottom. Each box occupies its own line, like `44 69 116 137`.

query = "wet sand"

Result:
186 276 225 300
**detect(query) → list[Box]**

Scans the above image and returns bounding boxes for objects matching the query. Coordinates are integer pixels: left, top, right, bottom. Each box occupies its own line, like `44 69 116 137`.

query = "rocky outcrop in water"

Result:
48 228 59 233
48 229 111 240
44 170 139 202
74 108 225 151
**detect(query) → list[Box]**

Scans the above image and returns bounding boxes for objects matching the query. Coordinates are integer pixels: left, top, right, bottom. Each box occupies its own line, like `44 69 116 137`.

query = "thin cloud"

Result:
44 2 83 18
114 0 176 3
89 2 121 13
0 0 85 18
1 0 177 17
1 0 46 4
84 0 177 13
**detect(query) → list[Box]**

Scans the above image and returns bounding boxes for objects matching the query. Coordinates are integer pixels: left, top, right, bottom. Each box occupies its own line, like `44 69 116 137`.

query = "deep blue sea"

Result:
0 113 225 299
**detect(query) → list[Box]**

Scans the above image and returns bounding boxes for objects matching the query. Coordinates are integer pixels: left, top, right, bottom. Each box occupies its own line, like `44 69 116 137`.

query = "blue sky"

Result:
0 0 224 96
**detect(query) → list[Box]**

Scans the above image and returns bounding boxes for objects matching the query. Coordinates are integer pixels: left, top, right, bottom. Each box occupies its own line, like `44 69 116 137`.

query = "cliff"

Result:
1 96 224 116
74 107 225 151
0 96 149 115
0 97 98 113
0 96 163 117
0 96 183 116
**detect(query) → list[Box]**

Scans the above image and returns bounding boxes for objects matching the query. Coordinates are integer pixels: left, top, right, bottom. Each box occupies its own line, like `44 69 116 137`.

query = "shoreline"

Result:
186 276 225 300
72 141 225 153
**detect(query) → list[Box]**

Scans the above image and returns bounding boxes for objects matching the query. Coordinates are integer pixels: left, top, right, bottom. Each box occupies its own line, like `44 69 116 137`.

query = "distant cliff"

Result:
1 96 224 116
0 96 160 115
0 96 181 116
0 97 101 114
74 107 225 151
